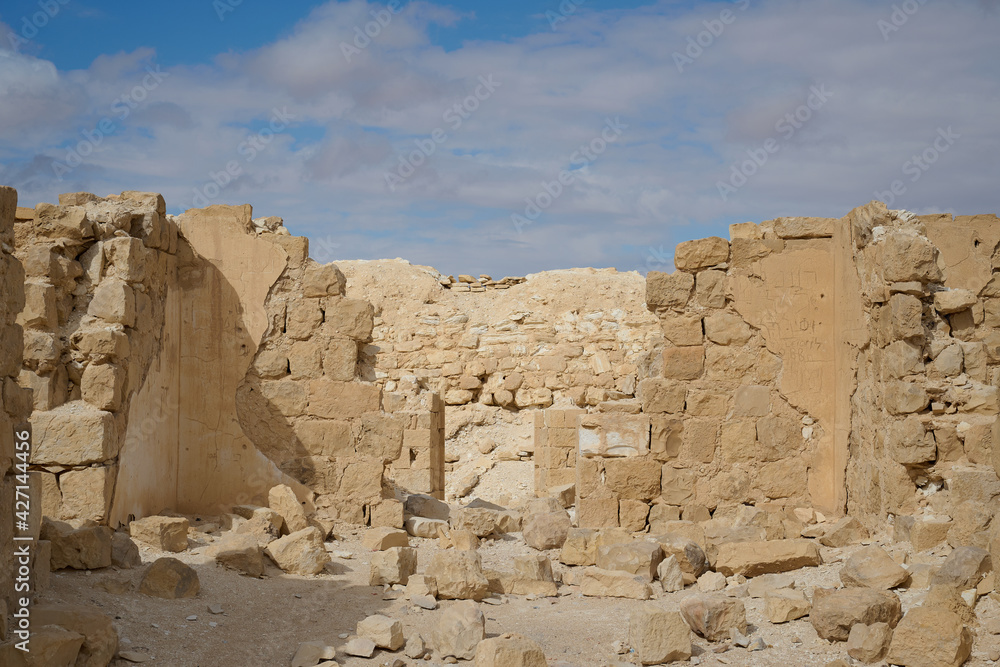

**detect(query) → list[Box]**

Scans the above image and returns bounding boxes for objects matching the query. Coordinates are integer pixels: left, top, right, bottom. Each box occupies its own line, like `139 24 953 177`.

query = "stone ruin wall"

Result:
0 186 32 614
847 202 1000 539
337 260 661 503
7 184 1000 543
10 189 443 534
532 202 1000 539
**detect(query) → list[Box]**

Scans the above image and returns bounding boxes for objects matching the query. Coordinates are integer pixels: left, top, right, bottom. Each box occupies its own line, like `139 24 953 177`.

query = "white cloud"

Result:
0 0 998 277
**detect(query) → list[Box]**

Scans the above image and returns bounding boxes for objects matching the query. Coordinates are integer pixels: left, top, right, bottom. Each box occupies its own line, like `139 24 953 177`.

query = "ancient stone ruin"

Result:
2 185 1000 666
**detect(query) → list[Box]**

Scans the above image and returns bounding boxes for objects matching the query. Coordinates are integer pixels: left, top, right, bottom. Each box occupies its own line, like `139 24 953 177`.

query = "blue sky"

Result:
1 0 998 276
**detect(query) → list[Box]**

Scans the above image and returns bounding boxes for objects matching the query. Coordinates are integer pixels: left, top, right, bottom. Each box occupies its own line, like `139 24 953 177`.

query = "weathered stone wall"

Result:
847 202 1000 535
340 259 661 503
14 191 180 525
11 189 442 529
1 186 31 615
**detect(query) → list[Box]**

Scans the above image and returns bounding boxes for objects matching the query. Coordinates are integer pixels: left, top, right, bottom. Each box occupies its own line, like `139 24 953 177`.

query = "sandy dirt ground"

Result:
37 520 1000 667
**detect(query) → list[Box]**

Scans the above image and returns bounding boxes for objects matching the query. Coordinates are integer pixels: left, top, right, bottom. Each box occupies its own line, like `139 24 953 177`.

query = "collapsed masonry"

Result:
8 190 444 543
4 186 1000 581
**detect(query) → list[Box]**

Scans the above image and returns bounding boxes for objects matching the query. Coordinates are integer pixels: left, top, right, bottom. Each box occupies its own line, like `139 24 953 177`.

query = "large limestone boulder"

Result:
885 607 972 667
432 600 485 660
41 518 112 570
840 545 910 590
268 484 309 533
357 614 404 651
930 546 991 590
139 557 200 599
474 633 547 667
369 546 418 586
32 604 118 667
264 527 328 575
291 641 337 667
205 534 265 577
427 550 490 600
646 271 694 309
234 507 284 546
405 516 448 538
810 588 902 642
678 594 747 642
714 539 821 577
14 625 84 666
628 607 692 664
128 516 189 552
579 567 653 599
522 511 571 550
596 541 663 582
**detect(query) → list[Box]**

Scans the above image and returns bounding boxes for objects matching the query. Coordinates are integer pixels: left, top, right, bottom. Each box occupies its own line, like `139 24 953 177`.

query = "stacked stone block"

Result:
15 191 179 524
533 408 585 495
847 202 1000 533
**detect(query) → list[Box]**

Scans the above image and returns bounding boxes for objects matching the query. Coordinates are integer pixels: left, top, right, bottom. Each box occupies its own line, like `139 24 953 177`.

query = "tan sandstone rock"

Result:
357 614 404 651
139 557 200 599
474 633 547 667
432 600 485 660
128 515 189 553
427 550 490 600
264 527 329 575
370 546 418 586
886 607 972 667
840 545 910 590
846 622 892 664
678 594 747 642
810 588 902 642
714 539 821 577
629 607 692 664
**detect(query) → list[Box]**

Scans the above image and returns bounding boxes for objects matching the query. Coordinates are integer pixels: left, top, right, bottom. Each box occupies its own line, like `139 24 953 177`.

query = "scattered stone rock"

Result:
31 604 118 667
810 588 902 642
840 545 910 590
764 589 811 623
846 622 892 664
129 515 190 552
522 512 572 551
819 517 868 548
405 633 427 659
18 624 85 666
41 518 112 570
649 534 708 584
369 546 418 586
405 574 438 599
405 517 448 538
291 641 337 667
344 637 376 658
697 571 727 592
886 607 972 667
111 532 141 568
205 533 265 577
432 600 485 660
264 527 329 575
413 595 438 610
714 539 821 577
427 551 490 600
139 557 200 599
629 607 692 664
596 541 663 582
357 614 404 651
268 484 310 533
362 527 410 551
658 555 684 593
747 573 796 598
559 528 597 566
579 567 653 599
931 546 992 590
678 594 747 642
405 494 451 521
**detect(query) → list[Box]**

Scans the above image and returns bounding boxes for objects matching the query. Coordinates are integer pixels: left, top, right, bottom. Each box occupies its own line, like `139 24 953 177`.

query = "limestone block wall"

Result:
340 261 661 409
846 202 1000 534
636 215 864 520
13 191 180 525
1 186 31 613
10 188 441 528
